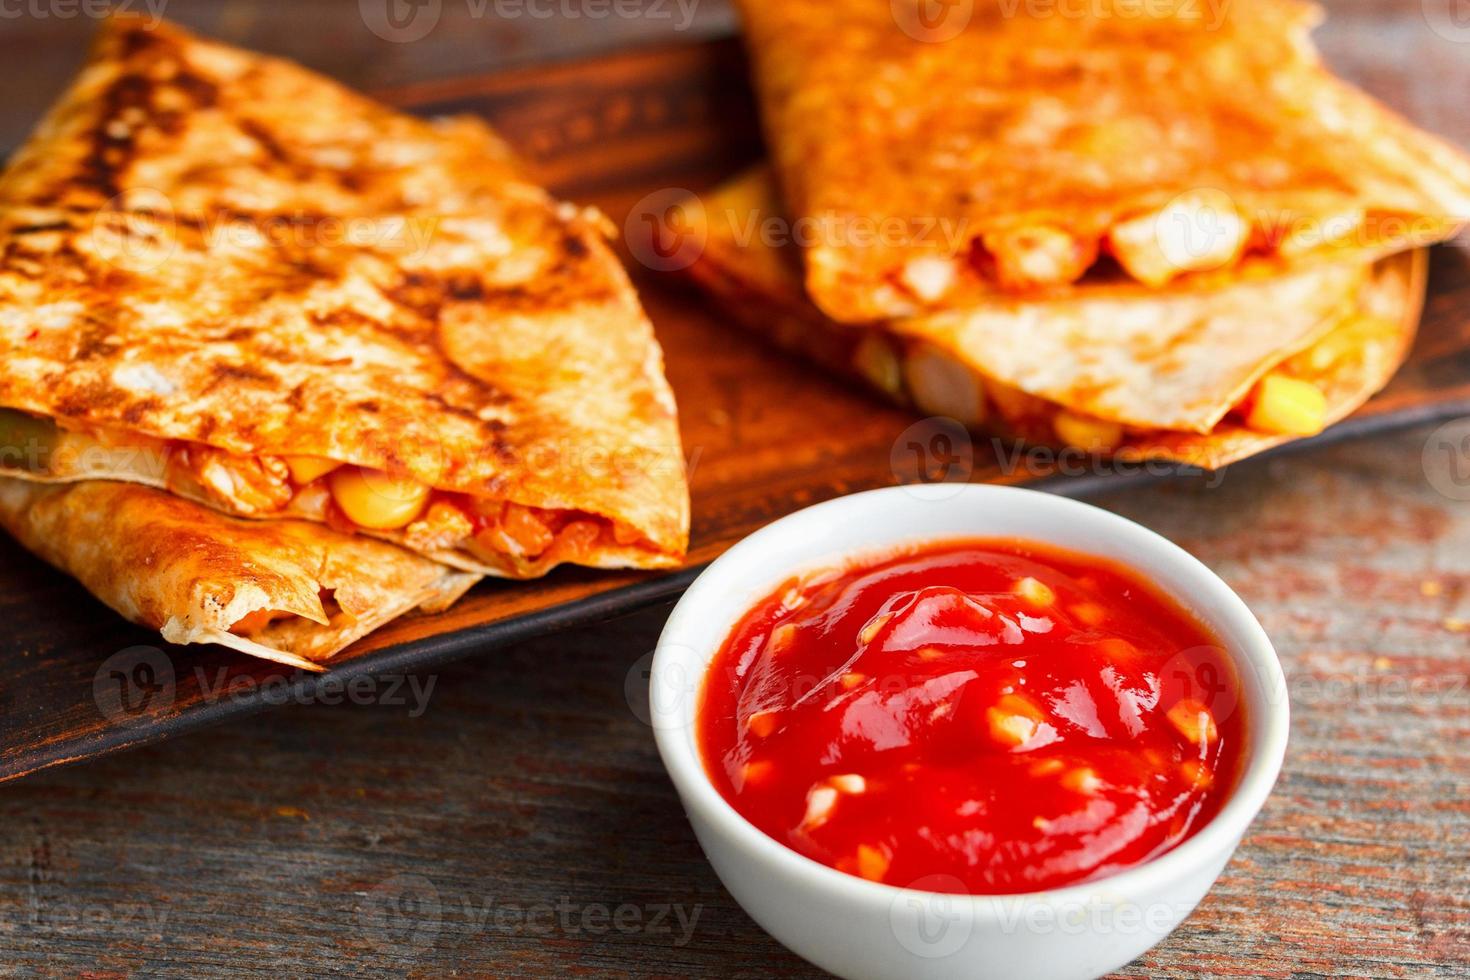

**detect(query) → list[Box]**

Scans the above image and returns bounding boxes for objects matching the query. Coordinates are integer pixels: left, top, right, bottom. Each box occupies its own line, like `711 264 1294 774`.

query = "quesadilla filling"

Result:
847 323 1342 448
0 411 638 576
895 201 1405 309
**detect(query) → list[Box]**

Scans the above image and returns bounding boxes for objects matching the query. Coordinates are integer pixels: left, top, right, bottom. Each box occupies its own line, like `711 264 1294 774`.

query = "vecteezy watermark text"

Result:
357 873 703 955
0 0 168 26
93 646 438 727
360 0 700 43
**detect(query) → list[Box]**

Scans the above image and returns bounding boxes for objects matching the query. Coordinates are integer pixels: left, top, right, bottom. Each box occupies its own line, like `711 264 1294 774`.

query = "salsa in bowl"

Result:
651 485 1287 980
698 539 1244 896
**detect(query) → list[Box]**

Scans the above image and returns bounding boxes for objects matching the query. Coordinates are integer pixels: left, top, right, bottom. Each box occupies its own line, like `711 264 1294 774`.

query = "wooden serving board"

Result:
2 37 1468 784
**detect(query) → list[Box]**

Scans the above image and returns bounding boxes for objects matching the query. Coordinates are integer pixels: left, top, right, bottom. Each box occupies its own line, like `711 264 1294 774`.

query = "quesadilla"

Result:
683 168 1424 470
733 0 1470 322
0 478 480 670
0 16 689 579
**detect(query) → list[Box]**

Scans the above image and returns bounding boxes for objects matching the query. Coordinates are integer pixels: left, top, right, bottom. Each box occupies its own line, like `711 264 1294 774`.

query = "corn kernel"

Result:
1095 637 1138 661
747 710 778 738
769 623 799 653
918 646 946 661
829 774 867 794
282 455 342 485
1030 758 1065 777
1014 576 1056 606
853 335 903 397
329 466 430 530
1061 767 1103 794
839 672 867 690
1166 699 1218 745
1181 760 1213 788
987 693 1045 748
1070 602 1107 626
858 612 892 646
1053 411 1124 452
855 843 891 882
1245 375 1327 436
741 760 774 786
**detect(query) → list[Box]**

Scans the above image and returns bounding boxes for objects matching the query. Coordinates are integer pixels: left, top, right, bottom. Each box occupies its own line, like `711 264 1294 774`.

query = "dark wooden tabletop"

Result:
1 2 1468 977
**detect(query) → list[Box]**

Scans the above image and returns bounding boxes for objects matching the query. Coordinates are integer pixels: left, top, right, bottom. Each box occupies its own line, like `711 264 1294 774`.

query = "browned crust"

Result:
0 477 481 668
0 16 689 572
734 0 1470 321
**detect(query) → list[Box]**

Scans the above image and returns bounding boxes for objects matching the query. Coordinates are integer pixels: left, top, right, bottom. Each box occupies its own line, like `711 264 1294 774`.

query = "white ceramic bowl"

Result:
651 484 1288 980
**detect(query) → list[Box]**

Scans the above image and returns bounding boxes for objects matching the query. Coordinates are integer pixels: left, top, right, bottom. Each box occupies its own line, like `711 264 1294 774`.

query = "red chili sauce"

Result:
698 540 1244 894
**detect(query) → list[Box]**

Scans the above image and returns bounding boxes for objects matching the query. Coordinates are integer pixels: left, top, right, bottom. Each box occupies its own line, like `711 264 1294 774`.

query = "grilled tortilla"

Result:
684 167 1425 470
0 16 689 578
734 0 1470 321
0 478 481 670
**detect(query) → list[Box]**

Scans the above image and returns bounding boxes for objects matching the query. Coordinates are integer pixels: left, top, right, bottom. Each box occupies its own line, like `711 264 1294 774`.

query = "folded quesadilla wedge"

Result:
683 168 1425 470
0 478 481 670
734 0 1470 322
0 16 689 579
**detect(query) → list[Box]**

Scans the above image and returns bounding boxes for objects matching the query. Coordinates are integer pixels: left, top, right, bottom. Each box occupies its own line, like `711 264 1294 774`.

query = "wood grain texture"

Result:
3 22 1470 789
0 424 1466 978
0 1 1466 976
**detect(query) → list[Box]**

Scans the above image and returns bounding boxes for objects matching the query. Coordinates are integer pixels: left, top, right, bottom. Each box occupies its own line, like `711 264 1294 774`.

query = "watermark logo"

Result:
889 874 975 958
1423 0 1470 42
361 0 443 42
362 0 700 42
637 643 702 730
85 188 179 274
358 873 443 953
892 0 974 42
1159 644 1244 723
624 187 707 272
1423 418 1470 501
890 416 975 498
92 645 176 728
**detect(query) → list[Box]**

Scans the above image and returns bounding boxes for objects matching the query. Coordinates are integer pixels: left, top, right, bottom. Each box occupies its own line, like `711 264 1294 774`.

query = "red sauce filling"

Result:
698 540 1244 895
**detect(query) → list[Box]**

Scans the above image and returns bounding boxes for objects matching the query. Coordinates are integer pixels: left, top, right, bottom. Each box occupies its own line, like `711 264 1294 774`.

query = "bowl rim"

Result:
650 483 1290 911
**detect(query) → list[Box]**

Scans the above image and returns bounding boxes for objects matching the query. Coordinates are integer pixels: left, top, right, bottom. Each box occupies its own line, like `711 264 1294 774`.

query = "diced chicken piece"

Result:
402 500 476 553
1109 192 1249 287
829 773 867 794
1245 374 1327 436
900 256 957 303
1277 207 1365 256
983 225 1098 291
183 445 295 515
902 343 987 428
